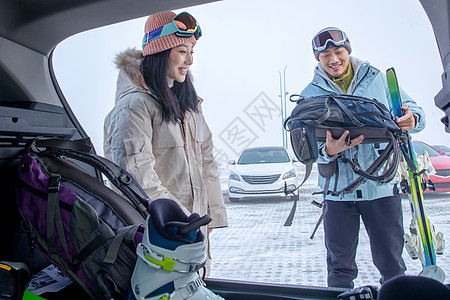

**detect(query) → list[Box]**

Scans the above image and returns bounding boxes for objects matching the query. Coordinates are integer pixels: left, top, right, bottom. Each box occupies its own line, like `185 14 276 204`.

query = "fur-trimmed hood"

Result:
115 48 144 87
113 48 145 104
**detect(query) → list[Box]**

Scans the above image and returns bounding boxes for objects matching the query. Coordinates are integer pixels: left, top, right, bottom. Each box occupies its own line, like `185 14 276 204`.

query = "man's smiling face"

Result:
318 45 350 79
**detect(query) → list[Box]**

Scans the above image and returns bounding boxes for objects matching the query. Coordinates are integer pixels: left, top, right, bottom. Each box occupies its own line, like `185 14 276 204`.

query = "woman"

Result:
103 11 228 275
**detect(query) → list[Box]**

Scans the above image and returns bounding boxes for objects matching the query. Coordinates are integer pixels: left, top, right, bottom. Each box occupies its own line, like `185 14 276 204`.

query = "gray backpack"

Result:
284 94 403 228
285 94 402 196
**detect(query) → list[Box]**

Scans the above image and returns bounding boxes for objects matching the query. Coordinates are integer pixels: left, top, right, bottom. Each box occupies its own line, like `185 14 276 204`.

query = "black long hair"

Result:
141 49 199 123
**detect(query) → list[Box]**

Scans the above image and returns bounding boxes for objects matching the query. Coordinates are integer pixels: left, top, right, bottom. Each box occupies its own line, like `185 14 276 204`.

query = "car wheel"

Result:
229 197 240 203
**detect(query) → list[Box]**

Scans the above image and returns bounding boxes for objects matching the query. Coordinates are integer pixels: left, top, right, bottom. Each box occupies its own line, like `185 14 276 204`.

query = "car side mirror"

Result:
438 150 445 155
228 160 236 165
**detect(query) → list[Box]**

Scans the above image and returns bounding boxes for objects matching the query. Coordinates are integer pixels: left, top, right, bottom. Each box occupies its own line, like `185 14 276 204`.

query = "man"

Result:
300 27 426 288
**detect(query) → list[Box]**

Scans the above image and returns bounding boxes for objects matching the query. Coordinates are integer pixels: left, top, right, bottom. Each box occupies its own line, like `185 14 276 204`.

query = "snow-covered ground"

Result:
209 163 450 288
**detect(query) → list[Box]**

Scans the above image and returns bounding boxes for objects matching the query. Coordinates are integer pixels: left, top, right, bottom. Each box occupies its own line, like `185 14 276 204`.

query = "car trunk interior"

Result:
0 0 215 294
0 60 84 277
0 0 214 261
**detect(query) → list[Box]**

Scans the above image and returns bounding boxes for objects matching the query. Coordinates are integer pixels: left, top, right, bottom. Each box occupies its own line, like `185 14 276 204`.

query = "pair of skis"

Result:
386 68 445 282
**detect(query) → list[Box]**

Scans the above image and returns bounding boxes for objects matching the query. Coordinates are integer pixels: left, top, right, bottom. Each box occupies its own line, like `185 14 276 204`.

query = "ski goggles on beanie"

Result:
312 28 349 52
142 11 202 49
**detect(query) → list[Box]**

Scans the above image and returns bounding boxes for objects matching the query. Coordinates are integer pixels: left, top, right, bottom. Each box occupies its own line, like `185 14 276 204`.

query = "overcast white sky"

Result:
52 0 448 163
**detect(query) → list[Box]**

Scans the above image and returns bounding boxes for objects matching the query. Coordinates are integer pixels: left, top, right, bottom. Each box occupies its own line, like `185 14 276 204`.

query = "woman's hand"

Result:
325 130 364 156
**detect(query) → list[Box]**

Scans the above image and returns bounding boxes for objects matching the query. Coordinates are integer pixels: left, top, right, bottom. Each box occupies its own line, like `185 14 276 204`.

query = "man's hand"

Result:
396 105 416 131
325 130 364 156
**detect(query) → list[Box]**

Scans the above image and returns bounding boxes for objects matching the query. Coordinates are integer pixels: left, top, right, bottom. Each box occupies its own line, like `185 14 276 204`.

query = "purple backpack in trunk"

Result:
15 139 151 299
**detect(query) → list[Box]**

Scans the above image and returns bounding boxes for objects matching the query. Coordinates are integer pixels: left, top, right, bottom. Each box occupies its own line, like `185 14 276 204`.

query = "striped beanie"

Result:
143 11 197 57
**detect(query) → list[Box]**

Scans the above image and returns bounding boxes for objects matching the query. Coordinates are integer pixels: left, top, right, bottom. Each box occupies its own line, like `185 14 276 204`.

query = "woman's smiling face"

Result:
167 42 194 83
318 45 350 79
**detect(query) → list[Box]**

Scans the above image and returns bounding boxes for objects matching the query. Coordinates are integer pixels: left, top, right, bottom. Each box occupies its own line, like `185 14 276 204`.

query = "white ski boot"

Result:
431 224 445 255
129 199 224 300
404 232 419 260
405 220 445 265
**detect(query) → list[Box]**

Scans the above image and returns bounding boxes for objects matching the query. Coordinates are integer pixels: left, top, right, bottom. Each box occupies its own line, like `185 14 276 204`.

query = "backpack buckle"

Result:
47 174 61 192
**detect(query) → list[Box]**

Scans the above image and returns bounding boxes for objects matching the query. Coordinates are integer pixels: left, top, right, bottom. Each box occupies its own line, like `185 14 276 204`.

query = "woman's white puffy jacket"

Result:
103 49 228 228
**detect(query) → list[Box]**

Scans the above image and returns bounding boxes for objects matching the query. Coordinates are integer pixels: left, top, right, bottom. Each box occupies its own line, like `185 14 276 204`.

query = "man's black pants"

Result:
323 195 407 288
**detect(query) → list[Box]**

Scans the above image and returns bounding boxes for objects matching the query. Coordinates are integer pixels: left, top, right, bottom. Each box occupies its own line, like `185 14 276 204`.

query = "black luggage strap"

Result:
284 157 319 226
283 156 336 227
73 223 116 264
284 133 399 227
310 202 328 240
309 160 337 239
333 131 399 196
28 138 151 218
104 224 141 264
308 132 398 237
47 174 70 259
328 97 365 127
283 197 297 227
398 136 419 173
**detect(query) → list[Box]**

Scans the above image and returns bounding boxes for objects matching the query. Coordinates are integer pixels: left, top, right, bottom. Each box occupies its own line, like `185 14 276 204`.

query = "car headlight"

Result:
282 168 296 180
229 171 241 181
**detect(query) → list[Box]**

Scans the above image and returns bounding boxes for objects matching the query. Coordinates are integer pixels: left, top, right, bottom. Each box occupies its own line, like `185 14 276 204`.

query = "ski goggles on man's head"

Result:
142 11 202 49
312 28 348 52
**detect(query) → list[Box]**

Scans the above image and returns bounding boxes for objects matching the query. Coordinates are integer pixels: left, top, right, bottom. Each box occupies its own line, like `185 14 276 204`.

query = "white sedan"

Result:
228 146 300 202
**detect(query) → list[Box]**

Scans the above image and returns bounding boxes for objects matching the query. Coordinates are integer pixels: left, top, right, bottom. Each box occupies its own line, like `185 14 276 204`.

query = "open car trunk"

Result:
0 0 448 299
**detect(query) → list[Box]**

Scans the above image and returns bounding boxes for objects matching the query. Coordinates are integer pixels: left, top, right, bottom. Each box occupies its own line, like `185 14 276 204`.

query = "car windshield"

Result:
237 149 290 164
413 142 441 156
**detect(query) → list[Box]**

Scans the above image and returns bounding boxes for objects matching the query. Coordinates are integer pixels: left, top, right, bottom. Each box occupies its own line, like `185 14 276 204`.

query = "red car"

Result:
412 141 450 192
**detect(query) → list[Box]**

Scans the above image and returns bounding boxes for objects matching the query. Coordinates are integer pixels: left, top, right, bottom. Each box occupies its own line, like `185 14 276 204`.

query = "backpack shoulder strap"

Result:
283 160 314 227
28 138 151 218
316 160 338 197
332 131 400 196
309 160 337 239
